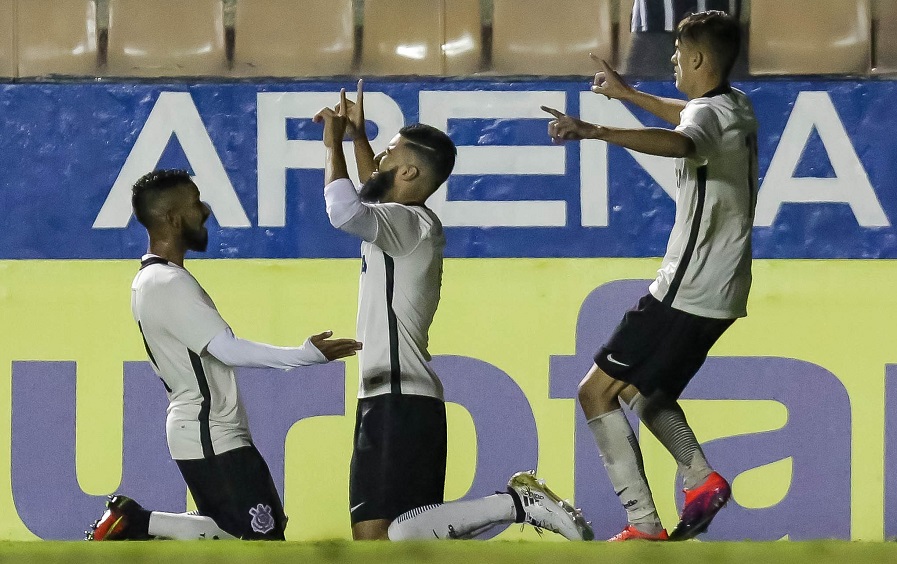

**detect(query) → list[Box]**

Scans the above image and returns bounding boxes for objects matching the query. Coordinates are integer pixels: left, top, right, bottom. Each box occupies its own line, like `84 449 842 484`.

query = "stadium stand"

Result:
750 0 871 76
0 0 892 80
231 0 355 77
106 0 228 77
0 0 13 78
360 0 445 75
16 0 99 78
444 0 484 75
873 0 897 74
490 0 613 75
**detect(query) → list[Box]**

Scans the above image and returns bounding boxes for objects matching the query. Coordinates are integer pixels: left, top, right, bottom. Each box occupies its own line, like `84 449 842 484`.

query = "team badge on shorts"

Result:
249 503 275 534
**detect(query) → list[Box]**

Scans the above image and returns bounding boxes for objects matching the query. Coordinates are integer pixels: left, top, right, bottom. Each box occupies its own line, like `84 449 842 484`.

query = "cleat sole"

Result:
669 497 728 541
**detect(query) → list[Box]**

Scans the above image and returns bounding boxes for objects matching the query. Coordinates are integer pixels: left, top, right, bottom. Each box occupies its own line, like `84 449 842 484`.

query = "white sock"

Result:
148 512 236 540
387 494 518 540
587 409 663 533
628 393 713 490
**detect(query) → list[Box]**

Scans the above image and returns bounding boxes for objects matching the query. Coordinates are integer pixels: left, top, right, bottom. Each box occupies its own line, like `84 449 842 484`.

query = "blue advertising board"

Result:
1 79 895 260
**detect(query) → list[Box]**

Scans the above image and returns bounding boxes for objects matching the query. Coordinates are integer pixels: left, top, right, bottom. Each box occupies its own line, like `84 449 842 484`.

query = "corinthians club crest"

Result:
249 503 275 534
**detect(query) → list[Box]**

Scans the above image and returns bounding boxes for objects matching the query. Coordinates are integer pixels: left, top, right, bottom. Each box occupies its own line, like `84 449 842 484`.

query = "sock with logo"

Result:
148 512 236 540
587 409 664 534
387 494 518 540
627 393 713 490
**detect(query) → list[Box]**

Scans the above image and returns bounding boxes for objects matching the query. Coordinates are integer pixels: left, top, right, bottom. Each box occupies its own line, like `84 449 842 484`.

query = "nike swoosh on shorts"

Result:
606 353 630 367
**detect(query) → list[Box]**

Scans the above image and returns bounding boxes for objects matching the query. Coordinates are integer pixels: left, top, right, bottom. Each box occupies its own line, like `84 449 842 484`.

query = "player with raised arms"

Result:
314 82 593 542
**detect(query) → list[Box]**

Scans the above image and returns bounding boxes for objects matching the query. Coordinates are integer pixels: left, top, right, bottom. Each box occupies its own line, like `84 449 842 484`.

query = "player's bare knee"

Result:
577 372 620 414
352 519 390 541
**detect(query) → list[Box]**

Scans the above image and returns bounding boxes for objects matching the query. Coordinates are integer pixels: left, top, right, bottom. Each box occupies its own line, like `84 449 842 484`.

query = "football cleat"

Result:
507 471 594 541
608 524 669 542
668 471 731 541
85 494 151 541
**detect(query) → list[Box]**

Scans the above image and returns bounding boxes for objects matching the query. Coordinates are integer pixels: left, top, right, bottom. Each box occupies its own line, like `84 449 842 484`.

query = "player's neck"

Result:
685 73 728 100
148 239 187 268
383 183 429 207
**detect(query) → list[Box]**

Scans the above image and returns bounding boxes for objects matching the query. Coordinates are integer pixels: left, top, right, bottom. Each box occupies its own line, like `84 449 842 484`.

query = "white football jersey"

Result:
355 202 445 399
131 255 252 460
649 86 759 319
324 178 446 400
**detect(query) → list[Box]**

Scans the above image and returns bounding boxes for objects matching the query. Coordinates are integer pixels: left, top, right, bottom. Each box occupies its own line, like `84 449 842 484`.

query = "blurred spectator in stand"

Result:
622 0 749 78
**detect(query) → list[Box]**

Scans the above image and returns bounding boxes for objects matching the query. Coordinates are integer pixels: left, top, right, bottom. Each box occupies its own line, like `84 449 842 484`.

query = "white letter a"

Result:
755 91 888 228
94 92 250 228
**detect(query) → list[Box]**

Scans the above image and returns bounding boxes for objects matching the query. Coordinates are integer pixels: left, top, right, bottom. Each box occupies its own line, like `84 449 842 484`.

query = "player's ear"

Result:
692 49 704 71
164 207 181 229
399 164 420 182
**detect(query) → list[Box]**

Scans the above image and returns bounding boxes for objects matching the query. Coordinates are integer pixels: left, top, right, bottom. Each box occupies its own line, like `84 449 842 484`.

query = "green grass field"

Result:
1 540 896 564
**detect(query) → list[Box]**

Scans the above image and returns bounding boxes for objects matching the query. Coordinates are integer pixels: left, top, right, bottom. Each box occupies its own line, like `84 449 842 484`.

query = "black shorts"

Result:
349 394 447 524
176 445 286 540
594 294 735 399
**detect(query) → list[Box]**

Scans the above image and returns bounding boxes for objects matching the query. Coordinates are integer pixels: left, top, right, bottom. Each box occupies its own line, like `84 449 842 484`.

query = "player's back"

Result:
131 256 251 459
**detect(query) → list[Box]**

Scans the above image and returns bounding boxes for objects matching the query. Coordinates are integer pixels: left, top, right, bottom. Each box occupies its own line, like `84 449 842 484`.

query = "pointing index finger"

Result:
339 88 347 117
541 105 565 119
357 79 364 105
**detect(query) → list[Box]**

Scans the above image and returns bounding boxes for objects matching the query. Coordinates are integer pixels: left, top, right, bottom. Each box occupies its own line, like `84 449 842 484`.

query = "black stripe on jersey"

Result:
746 133 758 219
664 165 707 307
188 350 215 458
383 254 402 395
138 321 172 393
140 256 169 270
137 257 173 392
138 322 158 367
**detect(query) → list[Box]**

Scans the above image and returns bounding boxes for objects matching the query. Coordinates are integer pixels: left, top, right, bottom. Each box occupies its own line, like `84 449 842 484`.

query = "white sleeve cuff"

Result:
207 328 328 370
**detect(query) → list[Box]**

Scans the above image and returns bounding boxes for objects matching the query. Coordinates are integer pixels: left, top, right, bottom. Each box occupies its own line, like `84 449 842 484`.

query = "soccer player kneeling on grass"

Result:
314 82 593 541
85 170 362 540
542 11 759 541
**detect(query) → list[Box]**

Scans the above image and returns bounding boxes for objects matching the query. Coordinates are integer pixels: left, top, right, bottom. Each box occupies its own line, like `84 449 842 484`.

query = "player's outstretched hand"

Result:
309 331 363 361
541 106 602 142
589 55 635 101
312 88 349 148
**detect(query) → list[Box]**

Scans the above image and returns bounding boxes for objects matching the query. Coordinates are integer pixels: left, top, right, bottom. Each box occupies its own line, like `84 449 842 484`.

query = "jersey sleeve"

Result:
324 178 378 241
675 101 723 163
324 178 434 256
143 273 229 354
207 327 327 369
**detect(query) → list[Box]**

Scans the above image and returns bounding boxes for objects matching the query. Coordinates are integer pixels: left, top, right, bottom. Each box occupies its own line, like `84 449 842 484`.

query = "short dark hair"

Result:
398 123 457 188
132 169 193 228
677 10 741 77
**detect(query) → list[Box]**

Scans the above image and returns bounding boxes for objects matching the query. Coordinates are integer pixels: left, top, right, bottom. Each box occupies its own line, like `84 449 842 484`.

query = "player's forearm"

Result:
624 90 687 126
325 143 351 185
207 328 327 369
353 136 377 182
595 126 695 158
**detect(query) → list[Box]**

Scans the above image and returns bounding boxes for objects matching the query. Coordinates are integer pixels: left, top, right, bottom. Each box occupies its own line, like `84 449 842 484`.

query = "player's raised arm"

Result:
542 106 695 158
313 88 350 185
590 56 686 126
342 79 378 183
